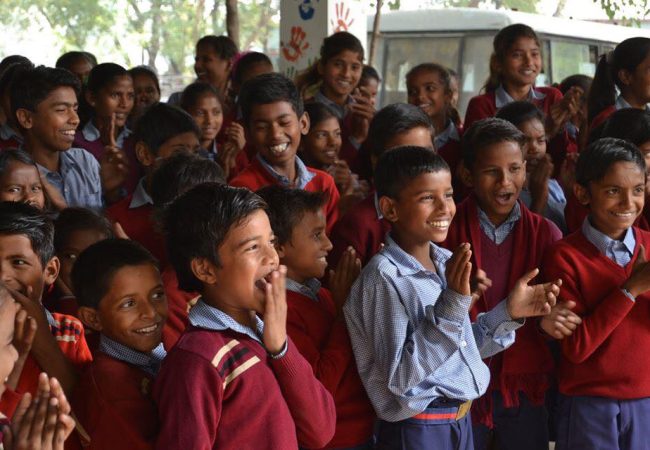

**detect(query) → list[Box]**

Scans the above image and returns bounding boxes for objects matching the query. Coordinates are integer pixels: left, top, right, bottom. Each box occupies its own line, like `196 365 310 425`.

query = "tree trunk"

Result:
226 0 240 48
369 0 383 66
147 0 162 68
553 0 568 17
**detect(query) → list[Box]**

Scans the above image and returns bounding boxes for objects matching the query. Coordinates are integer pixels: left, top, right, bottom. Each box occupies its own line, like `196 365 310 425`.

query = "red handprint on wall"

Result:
331 2 354 33
282 26 309 62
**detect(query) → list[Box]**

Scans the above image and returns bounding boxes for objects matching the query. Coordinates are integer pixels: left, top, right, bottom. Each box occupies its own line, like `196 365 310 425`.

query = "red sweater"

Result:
544 228 650 398
153 327 336 450
286 287 374 448
444 196 560 428
565 193 650 234
230 156 340 233
73 352 158 450
590 105 616 129
160 267 197 349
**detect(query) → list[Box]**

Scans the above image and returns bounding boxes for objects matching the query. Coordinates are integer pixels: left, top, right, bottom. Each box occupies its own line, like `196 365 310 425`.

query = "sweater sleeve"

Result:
464 95 495 129
269 338 336 449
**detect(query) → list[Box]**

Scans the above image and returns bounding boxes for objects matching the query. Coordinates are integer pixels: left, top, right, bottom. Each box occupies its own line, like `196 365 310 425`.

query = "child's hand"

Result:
507 268 561 320
539 300 583 339
97 113 117 147
6 307 37 390
548 89 581 138
623 245 650 298
37 173 67 211
225 122 246 151
112 221 130 240
559 152 578 195
262 266 288 355
445 243 472 297
348 89 374 144
470 269 492 308
328 160 354 194
217 141 239 179
99 146 129 197
528 154 553 214
329 247 361 315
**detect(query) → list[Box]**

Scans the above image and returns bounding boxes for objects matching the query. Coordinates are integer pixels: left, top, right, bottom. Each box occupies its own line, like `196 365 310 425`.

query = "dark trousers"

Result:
555 394 650 450
472 391 549 450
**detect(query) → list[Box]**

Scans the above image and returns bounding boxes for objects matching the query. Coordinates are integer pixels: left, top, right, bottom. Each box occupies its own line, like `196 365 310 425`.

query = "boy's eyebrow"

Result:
235 235 262 248
50 101 78 108
253 113 293 123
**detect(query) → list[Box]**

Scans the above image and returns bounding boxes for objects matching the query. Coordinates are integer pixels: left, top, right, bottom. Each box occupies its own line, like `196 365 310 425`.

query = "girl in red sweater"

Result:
545 137 650 450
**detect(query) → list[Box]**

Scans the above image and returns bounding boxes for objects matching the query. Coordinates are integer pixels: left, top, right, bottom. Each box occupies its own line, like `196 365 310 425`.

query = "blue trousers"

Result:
555 394 650 450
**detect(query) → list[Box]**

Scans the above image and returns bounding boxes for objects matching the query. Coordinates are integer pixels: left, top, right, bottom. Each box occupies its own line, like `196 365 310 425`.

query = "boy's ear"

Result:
190 257 219 285
299 112 310 135
458 161 474 188
574 183 591 206
276 242 286 259
135 141 155 167
43 256 60 286
15 108 34 130
77 307 102 332
379 196 399 223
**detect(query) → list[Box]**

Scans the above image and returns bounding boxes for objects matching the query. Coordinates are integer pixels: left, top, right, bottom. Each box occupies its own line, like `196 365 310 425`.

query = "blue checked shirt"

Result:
434 120 460 151
519 179 567 234
82 120 132 148
98 335 167 376
343 234 523 422
582 217 635 267
256 154 316 190
285 278 321 302
477 202 521 245
495 84 545 109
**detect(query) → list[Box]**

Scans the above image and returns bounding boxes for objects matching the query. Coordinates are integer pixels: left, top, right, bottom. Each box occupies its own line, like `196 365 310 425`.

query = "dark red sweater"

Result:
286 287 374 448
544 228 650 398
73 352 158 450
160 267 196 349
153 327 336 450
565 193 650 234
590 105 616 129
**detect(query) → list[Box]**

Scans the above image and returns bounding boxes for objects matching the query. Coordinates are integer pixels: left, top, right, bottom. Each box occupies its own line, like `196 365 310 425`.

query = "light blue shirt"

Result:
519 179 567 234
129 177 153 209
495 84 545 109
477 202 522 245
285 278 321 302
99 335 166 376
582 216 635 267
82 120 132 148
344 234 522 421
434 120 460 151
256 153 316 189
0 122 22 144
615 95 650 112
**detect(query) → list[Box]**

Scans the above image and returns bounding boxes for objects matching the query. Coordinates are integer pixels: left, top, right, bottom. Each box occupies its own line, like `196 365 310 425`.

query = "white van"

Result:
368 8 650 115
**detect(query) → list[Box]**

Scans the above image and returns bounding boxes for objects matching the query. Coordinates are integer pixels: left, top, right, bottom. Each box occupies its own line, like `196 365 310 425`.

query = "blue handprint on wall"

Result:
299 0 318 20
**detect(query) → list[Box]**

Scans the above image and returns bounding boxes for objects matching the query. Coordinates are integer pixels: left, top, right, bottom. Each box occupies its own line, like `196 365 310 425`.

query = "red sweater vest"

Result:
545 228 650 398
160 267 197 349
286 287 375 448
590 105 617 130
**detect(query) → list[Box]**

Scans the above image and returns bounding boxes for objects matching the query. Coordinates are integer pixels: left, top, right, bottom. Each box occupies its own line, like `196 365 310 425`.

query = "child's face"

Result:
278 209 332 284
0 292 19 393
384 126 434 150
132 74 160 115
188 94 223 146
194 45 230 87
518 118 547 171
577 161 645 240
238 62 274 89
157 132 201 160
303 117 342 167
383 170 455 244
638 141 650 195
209 209 279 314
90 75 135 129
0 234 59 304
499 37 541 88
247 101 309 167
469 141 526 226
622 53 650 104
0 161 46 209
20 86 79 152
359 77 379 107
57 228 109 293
407 70 451 121
92 264 167 353
320 50 363 99
69 58 93 84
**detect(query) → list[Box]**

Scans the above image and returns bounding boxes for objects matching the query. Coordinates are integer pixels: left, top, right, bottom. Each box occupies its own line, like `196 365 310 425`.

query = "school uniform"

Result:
0 122 22 150
590 95 650 129
444 197 562 450
435 120 470 201
519 178 567 234
286 279 375 449
344 234 524 450
230 154 340 232
564 192 650 234
545 218 650 450
73 336 166 450
160 266 198 349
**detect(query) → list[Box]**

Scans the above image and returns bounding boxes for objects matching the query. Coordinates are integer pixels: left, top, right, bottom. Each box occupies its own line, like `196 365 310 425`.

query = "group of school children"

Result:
1 21 650 450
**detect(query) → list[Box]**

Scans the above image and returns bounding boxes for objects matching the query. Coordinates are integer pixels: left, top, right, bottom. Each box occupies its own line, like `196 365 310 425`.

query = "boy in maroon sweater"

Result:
155 183 336 449
258 185 374 449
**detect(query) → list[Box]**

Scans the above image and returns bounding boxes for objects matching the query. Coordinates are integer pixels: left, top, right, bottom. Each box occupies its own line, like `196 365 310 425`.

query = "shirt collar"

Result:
45 309 56 327
99 335 166 376
188 298 265 344
582 216 636 256
434 120 460 150
255 154 316 189
36 150 78 178
0 122 22 142
285 277 322 301
615 95 650 112
82 121 132 147
477 201 521 229
129 177 153 209
382 233 448 281
314 90 350 120
495 84 545 109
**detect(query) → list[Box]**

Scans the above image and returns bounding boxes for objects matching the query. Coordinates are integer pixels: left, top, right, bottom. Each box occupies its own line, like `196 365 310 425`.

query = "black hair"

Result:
495 101 545 128
596 108 650 148
86 63 130 95
53 207 113 252
588 38 650 122
484 24 541 92
238 72 303 126
0 201 54 266
163 183 268 292
576 137 646 187
134 103 200 155
196 35 238 60
256 186 327 246
11 66 81 118
71 238 158 309
150 151 225 210
462 117 526 169
179 82 223 112
128 65 161 95
55 51 95 72
406 63 452 94
559 74 592 96
0 148 37 176
0 55 32 75
0 61 35 102
368 103 433 158
374 146 448 199
304 102 338 128
232 52 273 87
361 65 381 84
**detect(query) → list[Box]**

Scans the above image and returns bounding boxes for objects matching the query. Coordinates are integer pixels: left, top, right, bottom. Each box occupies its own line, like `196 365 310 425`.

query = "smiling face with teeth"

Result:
319 50 363 104
406 69 452 127
302 117 342 168
88 75 134 130
498 37 542 90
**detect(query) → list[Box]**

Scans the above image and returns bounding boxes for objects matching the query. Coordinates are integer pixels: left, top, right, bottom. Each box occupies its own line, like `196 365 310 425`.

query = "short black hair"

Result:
256 186 327 246
0 201 54 266
11 66 81 118
163 183 268 292
53 207 113 252
179 82 222 112
128 65 161 94
71 238 158 309
0 55 31 75
232 52 273 87
495 101 545 128
238 73 303 126
576 137 646 188
0 61 34 102
86 63 129 94
361 65 381 84
462 118 526 169
368 103 433 158
0 148 37 176
304 102 338 128
134 103 200 155
374 146 448 199
55 51 95 72
599 108 650 147
196 35 238 60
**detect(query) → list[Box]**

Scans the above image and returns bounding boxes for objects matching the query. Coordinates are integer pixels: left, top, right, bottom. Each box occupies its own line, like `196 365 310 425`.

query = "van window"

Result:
550 40 598 83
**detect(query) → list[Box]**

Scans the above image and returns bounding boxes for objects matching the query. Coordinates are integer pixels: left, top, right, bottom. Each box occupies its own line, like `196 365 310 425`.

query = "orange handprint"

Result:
331 2 354 32
282 26 309 62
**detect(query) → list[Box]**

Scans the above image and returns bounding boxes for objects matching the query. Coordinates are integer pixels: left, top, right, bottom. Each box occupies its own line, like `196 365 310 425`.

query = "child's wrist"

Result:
267 340 288 359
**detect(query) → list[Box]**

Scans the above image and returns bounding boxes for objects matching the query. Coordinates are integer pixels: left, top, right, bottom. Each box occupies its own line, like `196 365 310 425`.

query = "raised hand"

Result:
225 122 246 151
539 300 583 339
470 268 492 308
329 247 361 315
262 265 288 355
507 268 561 320
6 307 37 390
445 243 472 297
623 245 650 298
528 153 553 214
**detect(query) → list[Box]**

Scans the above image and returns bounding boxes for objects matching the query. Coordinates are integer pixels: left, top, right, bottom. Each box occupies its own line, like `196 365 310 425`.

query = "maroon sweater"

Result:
153 327 336 450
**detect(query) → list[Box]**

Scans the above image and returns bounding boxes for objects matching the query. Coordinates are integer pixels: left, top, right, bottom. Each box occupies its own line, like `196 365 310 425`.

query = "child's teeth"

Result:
136 324 157 333
270 143 288 153
428 220 450 228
